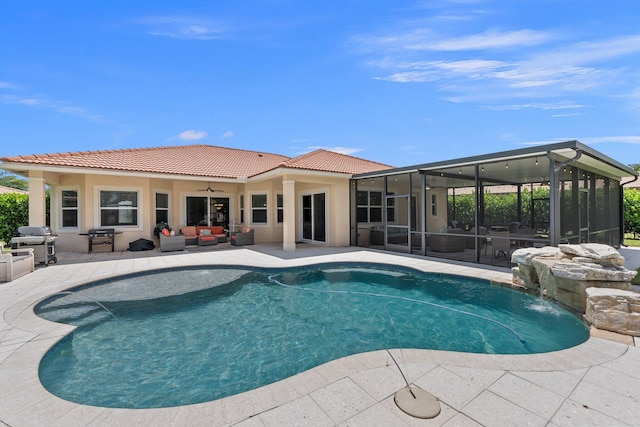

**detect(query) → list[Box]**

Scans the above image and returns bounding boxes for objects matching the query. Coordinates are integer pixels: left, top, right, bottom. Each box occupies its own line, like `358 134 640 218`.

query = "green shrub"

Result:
0 193 29 244
624 189 640 238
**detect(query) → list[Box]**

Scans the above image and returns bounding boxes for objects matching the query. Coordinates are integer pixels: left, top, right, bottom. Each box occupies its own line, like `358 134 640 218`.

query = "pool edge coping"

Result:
0 248 634 426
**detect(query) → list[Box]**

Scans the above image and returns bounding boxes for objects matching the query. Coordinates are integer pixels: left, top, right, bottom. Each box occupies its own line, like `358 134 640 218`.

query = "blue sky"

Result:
1 1 640 168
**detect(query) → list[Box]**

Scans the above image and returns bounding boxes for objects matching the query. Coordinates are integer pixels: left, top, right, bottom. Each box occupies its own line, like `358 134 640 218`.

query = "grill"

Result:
11 226 58 265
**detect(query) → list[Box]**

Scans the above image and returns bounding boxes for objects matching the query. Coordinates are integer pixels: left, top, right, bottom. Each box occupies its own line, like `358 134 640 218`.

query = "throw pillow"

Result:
161 228 171 236
199 229 211 236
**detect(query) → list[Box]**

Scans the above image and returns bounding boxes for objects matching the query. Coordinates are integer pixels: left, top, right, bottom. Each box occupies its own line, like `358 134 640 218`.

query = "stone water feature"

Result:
511 243 639 337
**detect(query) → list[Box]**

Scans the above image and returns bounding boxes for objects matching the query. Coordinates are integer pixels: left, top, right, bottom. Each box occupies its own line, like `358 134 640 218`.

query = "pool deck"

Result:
1 244 639 426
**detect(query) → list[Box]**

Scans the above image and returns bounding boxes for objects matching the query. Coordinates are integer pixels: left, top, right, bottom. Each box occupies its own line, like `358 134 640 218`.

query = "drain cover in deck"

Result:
394 386 441 419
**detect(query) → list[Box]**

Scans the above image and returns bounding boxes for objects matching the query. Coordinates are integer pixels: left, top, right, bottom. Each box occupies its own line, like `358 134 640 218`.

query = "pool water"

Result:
36 263 588 408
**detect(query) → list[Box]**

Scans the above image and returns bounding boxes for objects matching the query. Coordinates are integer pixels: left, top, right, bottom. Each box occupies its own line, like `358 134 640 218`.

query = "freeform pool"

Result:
36 262 589 408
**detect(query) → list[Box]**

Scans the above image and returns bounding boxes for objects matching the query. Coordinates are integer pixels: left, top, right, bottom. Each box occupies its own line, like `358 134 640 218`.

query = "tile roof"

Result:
279 149 393 174
0 145 393 179
0 185 28 194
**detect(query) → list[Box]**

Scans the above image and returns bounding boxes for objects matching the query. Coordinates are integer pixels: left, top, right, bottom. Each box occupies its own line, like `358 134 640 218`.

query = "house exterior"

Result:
2 140 636 264
0 145 392 252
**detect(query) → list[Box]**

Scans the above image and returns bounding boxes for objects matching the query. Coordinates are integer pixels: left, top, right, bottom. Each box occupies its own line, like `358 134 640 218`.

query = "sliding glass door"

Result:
302 193 326 243
186 196 230 229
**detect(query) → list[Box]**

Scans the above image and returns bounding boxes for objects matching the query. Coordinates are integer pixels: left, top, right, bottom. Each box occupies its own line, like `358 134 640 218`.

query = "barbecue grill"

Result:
11 226 58 265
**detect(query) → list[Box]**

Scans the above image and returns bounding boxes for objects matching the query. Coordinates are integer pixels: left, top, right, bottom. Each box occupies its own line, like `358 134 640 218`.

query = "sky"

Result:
1 1 640 168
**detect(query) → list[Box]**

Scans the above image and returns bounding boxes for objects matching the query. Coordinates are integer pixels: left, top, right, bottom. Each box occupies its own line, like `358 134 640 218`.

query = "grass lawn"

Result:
625 239 640 248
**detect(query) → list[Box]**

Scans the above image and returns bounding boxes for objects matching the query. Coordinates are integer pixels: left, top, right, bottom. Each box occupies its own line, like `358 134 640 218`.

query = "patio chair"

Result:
159 233 186 252
0 241 35 282
230 228 254 246
490 231 512 260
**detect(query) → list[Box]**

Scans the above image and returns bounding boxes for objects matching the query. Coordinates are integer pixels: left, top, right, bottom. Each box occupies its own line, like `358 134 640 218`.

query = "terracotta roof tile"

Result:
1 145 289 179
0 145 393 178
0 185 28 194
278 149 393 174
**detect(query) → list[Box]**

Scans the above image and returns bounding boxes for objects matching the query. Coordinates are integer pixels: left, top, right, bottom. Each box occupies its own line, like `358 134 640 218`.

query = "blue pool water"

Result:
36 263 589 408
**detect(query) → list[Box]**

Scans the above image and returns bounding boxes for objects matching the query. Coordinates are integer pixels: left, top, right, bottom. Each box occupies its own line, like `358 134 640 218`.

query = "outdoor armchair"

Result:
230 228 254 246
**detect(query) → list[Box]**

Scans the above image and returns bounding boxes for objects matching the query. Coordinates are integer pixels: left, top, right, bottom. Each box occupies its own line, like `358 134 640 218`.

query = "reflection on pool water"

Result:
36 263 589 408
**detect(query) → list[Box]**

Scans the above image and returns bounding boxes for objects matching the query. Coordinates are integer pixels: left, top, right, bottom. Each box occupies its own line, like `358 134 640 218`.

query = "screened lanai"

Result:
350 141 638 266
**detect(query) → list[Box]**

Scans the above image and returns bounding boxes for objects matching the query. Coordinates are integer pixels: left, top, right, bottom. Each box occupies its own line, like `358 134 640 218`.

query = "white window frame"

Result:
155 191 170 225
94 186 143 230
276 193 284 224
250 192 269 225
58 187 80 230
431 193 438 216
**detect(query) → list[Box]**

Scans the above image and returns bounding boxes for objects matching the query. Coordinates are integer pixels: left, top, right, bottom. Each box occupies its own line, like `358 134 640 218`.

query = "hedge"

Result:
0 193 29 244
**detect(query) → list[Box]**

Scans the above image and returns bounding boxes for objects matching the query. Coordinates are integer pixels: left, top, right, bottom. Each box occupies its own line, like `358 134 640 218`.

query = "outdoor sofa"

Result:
180 226 228 244
0 242 35 282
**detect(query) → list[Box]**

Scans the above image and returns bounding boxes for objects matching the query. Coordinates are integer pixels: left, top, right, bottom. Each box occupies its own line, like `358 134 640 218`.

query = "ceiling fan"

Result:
197 184 223 193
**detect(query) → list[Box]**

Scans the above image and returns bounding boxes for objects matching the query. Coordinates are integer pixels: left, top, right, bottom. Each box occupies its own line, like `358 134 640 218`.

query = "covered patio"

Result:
351 140 639 266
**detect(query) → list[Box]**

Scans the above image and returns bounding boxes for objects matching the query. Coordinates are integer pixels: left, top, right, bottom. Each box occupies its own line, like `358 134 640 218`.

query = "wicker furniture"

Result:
198 235 218 246
429 233 466 253
0 242 35 282
159 234 186 252
181 226 228 244
230 228 254 246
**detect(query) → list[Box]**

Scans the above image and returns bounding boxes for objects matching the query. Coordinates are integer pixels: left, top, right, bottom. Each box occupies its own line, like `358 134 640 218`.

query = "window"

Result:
251 194 268 224
276 193 283 223
356 190 382 223
100 190 138 226
61 189 78 228
239 194 244 223
431 194 438 216
155 192 169 224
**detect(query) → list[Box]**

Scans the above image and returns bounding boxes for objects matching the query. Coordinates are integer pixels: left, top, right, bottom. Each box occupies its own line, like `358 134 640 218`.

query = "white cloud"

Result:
411 29 554 51
483 101 586 111
355 20 640 103
177 130 207 140
220 130 234 138
138 16 225 40
521 136 640 146
352 29 554 53
0 81 18 90
1 94 108 123
580 136 640 145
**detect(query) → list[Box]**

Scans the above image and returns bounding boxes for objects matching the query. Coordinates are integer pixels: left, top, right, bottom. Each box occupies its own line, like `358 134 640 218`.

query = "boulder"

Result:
558 243 626 267
585 288 640 336
511 243 637 316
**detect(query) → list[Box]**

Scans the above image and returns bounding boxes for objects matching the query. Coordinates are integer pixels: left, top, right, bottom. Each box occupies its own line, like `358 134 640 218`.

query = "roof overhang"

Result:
0 162 245 184
353 141 638 185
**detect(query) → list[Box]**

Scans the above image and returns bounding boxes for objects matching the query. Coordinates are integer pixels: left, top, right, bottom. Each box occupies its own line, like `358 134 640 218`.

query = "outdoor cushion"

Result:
161 228 171 236
199 229 211 235
181 226 197 237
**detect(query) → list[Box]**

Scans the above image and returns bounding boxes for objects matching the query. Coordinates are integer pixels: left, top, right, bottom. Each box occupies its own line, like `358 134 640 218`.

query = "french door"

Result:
186 196 230 229
302 193 326 243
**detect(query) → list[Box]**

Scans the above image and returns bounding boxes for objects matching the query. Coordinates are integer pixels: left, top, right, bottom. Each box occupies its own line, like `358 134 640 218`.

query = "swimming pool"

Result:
36 262 589 408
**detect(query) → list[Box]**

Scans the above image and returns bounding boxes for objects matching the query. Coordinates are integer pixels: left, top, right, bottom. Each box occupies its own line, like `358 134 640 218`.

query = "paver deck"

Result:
1 244 638 426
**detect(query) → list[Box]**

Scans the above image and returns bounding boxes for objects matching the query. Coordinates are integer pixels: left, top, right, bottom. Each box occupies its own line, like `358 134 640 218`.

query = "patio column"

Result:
28 173 46 226
282 179 296 251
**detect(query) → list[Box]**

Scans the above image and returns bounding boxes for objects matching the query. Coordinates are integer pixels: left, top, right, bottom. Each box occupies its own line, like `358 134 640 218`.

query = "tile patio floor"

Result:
1 244 638 426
